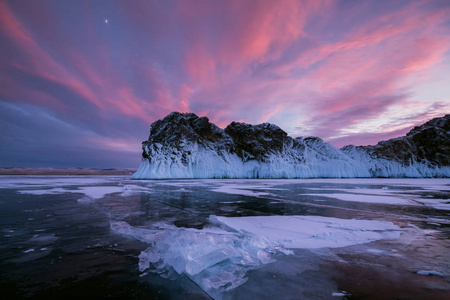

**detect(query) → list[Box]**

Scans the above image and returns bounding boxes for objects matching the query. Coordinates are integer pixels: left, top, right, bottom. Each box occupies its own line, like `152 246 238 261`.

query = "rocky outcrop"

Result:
225 122 288 162
341 115 449 177
366 115 449 166
132 112 449 179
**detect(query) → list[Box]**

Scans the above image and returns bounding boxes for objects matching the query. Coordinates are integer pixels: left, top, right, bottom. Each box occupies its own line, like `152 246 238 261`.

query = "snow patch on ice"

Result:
0 176 112 189
212 184 272 197
76 186 124 199
332 291 350 297
418 198 450 211
28 234 58 244
17 184 151 200
77 196 93 204
302 181 450 210
367 248 385 254
213 215 403 249
304 193 414 205
18 188 70 196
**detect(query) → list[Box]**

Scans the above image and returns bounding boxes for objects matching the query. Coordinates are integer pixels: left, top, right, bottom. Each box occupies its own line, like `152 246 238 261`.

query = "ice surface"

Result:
205 178 450 210
3 176 449 299
112 215 403 298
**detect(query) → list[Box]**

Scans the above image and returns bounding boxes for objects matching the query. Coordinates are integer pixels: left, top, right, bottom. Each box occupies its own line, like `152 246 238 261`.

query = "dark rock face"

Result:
147 112 225 144
142 112 232 160
225 122 288 161
142 112 293 162
359 114 450 167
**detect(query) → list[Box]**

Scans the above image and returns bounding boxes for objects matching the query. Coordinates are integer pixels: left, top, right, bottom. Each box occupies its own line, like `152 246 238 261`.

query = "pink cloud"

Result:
179 0 330 82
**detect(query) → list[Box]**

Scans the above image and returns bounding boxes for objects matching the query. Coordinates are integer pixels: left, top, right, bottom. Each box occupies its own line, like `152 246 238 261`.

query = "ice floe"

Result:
112 215 403 298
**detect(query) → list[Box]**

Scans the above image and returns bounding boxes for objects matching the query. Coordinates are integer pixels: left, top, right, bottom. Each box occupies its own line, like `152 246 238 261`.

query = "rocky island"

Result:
132 112 449 179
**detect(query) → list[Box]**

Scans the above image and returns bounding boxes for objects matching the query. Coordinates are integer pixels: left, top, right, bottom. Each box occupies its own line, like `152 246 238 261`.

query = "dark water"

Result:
0 177 449 299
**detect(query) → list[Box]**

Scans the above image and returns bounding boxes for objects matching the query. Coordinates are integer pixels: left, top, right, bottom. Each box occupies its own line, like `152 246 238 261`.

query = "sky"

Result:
1 0 449 169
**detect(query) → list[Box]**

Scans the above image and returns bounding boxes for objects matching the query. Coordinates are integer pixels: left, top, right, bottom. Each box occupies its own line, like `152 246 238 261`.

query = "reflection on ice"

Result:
112 214 403 298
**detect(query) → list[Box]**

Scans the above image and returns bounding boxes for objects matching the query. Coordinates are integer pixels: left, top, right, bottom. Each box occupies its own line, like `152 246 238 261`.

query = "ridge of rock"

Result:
342 114 449 167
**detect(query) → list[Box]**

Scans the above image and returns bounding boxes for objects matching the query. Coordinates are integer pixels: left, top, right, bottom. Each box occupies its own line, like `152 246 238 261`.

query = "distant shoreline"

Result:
0 168 136 176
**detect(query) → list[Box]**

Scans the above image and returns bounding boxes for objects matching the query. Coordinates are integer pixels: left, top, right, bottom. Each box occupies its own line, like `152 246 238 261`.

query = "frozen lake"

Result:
0 176 449 299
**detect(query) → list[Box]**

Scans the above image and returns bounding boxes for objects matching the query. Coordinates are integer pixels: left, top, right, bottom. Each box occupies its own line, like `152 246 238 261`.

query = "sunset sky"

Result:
1 0 449 168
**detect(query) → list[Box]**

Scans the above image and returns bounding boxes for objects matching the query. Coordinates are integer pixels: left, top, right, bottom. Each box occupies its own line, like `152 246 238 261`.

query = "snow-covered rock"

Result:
132 112 450 179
